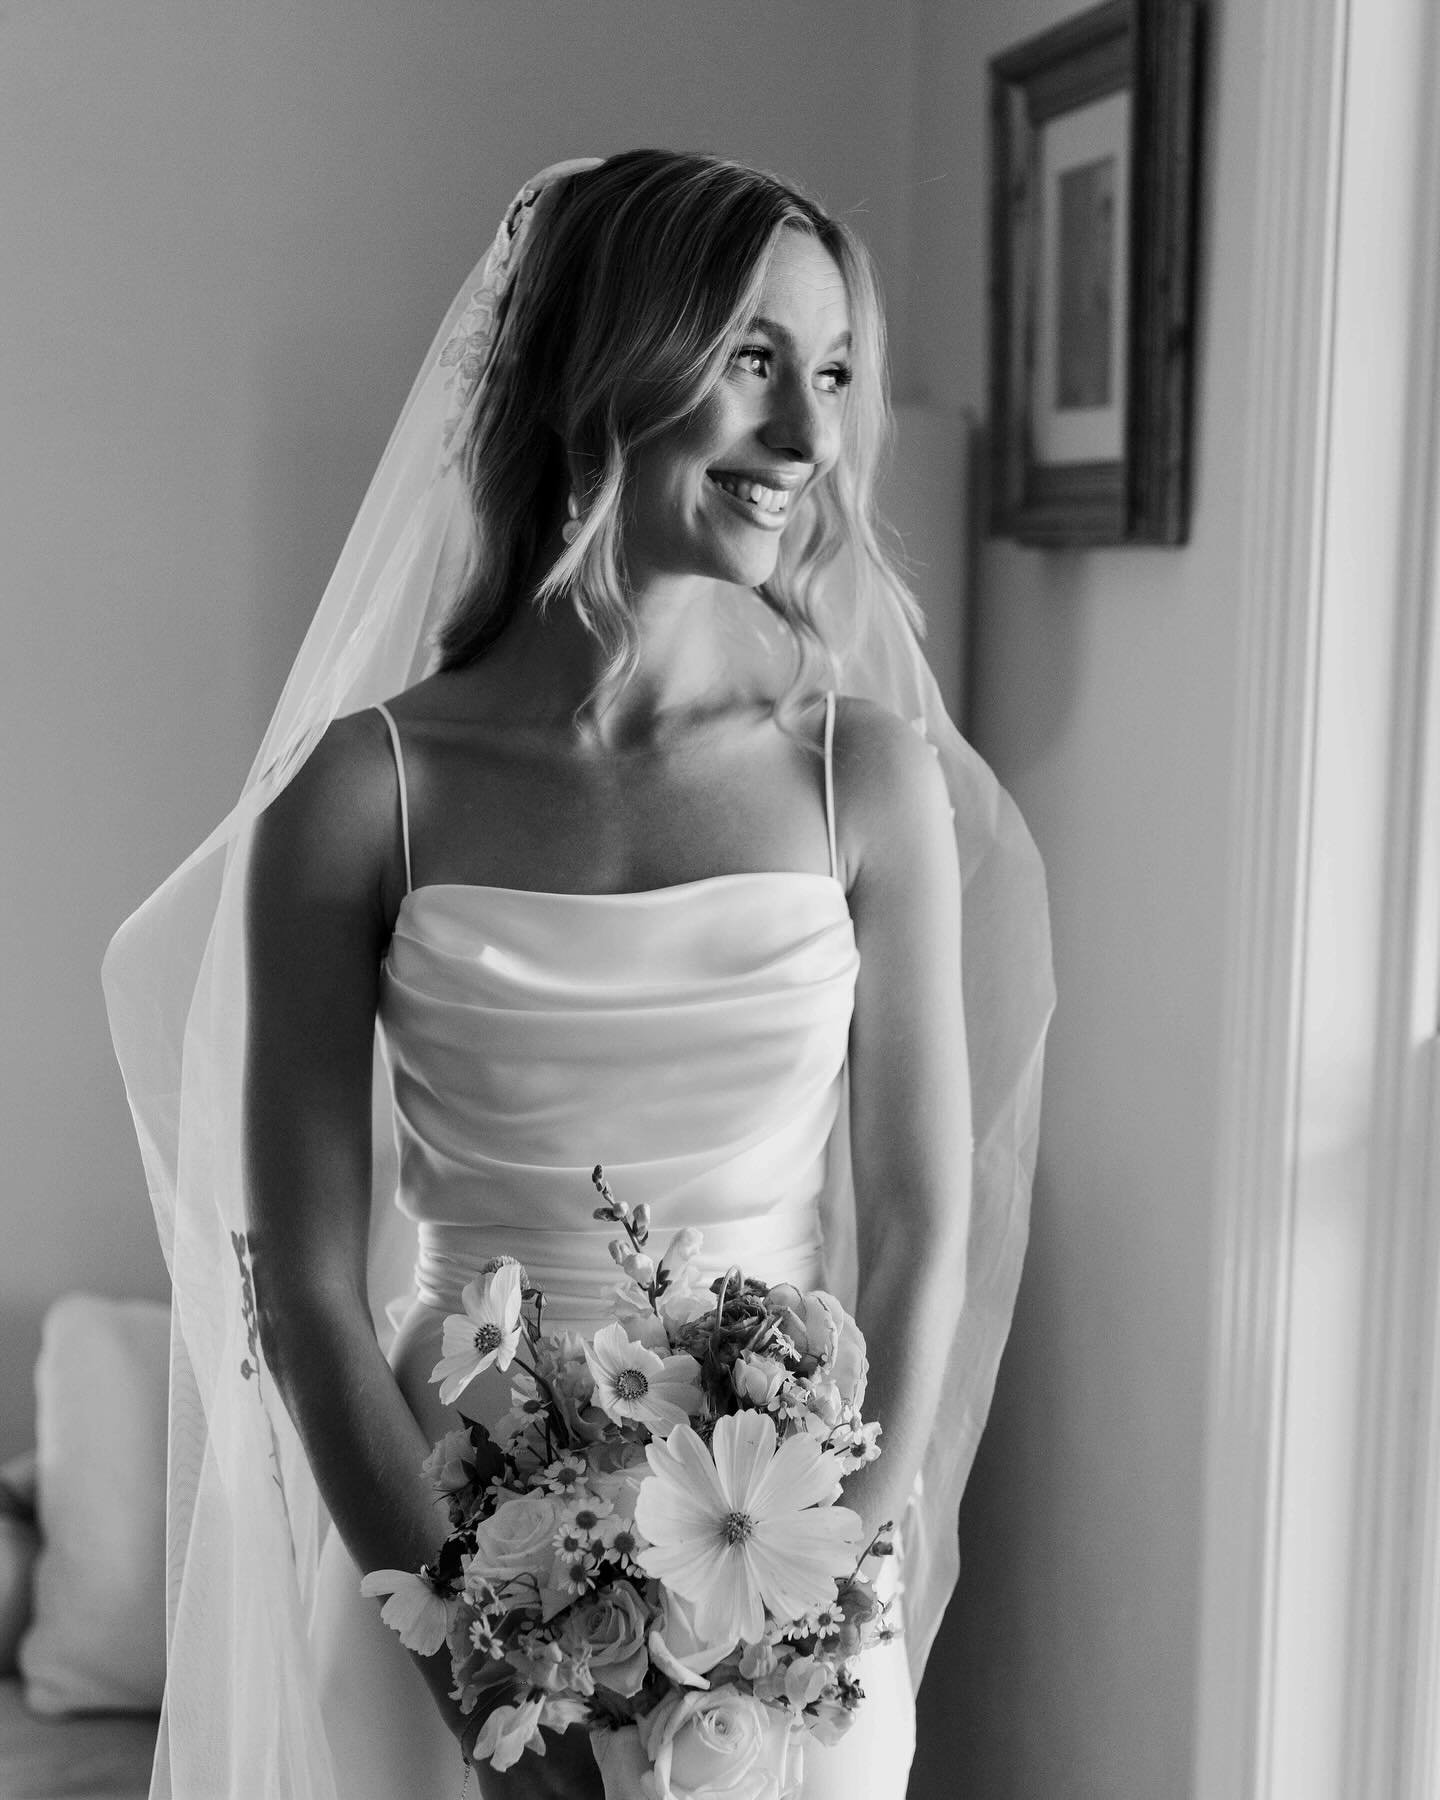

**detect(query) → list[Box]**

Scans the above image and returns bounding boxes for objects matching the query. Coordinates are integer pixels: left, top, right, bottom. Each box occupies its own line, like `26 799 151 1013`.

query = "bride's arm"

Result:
832 700 973 1546
241 714 472 1739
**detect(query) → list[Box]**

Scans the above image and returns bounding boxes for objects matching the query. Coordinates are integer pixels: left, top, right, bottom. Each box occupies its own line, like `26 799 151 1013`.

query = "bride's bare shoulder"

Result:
279 705 397 815
830 696 952 884
831 695 941 788
249 707 401 909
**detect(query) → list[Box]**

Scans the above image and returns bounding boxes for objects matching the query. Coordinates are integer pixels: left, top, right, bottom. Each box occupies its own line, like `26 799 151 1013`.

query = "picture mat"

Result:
1032 89 1131 466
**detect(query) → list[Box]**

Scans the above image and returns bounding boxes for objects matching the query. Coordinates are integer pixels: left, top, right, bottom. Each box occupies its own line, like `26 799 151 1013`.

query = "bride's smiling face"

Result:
622 229 853 591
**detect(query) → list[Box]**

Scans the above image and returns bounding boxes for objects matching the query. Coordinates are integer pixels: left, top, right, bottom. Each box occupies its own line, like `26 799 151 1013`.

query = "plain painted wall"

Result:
906 2 1256 1797
0 0 921 1462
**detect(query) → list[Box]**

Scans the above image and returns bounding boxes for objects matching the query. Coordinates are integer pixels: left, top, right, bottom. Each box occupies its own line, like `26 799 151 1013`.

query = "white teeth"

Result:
712 474 790 514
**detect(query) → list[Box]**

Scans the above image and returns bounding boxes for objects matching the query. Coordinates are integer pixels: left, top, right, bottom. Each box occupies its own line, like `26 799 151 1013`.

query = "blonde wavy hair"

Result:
436 148 920 703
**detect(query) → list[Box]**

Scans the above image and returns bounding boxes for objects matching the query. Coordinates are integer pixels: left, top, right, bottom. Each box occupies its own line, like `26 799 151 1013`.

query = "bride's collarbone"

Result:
386 704 835 897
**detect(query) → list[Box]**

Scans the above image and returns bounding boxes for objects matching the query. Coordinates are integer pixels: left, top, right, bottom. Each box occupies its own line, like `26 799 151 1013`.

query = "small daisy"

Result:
584 1321 702 1436
597 1514 645 1576
541 1453 589 1497
554 1548 599 1596
430 1262 524 1405
551 1520 591 1562
468 1613 504 1659
559 1495 614 1543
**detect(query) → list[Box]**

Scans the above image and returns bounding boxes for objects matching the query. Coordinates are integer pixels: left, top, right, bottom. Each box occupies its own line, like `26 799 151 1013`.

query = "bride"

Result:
104 151 1052 1799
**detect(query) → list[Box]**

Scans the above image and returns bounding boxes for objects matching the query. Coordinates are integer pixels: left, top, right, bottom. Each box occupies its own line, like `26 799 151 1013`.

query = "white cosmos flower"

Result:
358 1569 450 1655
430 1261 524 1405
584 1321 702 1436
634 1410 863 1644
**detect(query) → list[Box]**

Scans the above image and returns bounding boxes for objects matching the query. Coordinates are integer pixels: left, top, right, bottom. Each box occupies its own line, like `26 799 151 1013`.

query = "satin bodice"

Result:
378 872 859 1335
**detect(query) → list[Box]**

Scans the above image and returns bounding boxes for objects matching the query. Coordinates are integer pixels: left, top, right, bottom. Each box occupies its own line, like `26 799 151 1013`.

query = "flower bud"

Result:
591 1166 629 1219
659 1227 703 1271
731 1351 785 1406
621 1252 655 1287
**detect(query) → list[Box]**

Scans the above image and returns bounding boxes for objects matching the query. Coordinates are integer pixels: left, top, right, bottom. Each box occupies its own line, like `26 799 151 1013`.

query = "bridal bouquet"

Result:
363 1169 893 1800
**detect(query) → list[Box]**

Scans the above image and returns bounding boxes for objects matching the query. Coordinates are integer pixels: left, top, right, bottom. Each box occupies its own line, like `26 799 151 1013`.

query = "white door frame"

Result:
1194 0 1440 1795
1342 25 1440 1775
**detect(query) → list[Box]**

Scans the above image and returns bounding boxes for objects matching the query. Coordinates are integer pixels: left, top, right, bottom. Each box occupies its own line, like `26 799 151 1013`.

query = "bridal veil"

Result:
102 156 1053 1799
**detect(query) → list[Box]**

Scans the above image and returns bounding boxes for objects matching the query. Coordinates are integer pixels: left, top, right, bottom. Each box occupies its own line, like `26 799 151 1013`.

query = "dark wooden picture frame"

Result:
988 0 1200 546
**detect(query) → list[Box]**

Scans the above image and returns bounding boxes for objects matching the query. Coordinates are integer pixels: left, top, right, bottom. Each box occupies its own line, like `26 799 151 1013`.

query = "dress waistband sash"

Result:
412 1212 825 1323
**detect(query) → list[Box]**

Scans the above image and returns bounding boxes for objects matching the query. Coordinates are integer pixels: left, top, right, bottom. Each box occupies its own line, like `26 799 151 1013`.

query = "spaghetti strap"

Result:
373 702 413 895
823 690 839 884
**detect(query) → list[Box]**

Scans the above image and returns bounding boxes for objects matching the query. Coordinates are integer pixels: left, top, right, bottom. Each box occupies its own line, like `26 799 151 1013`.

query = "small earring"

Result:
560 491 581 546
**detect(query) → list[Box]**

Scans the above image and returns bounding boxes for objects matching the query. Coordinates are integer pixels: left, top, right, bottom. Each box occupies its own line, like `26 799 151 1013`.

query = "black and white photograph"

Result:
4 4 1440 1800
1043 96 1128 454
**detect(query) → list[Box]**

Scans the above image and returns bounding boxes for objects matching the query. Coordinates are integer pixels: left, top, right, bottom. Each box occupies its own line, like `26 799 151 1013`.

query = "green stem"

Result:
712 1266 742 1352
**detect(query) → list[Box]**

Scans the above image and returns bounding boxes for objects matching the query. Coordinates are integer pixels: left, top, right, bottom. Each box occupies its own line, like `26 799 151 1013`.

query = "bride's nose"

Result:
758 375 837 468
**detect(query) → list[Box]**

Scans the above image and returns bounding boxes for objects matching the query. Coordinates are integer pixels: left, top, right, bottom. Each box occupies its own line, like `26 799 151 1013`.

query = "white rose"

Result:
468 1492 559 1586
647 1587 737 1690
558 1582 651 1697
638 1686 798 1800
809 1293 868 1410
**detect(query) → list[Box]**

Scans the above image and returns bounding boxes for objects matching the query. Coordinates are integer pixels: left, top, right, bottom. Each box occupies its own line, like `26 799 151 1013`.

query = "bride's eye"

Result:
733 344 772 376
816 363 853 395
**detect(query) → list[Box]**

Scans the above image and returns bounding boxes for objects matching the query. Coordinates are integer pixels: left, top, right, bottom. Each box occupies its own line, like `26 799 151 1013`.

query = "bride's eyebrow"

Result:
744 317 853 355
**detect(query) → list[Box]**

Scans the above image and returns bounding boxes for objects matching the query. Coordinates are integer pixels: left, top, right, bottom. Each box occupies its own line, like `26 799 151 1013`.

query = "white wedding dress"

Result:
309 700 916 1799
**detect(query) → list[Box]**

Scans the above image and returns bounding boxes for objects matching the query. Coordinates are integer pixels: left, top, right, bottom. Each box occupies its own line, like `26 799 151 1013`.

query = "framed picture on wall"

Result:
988 0 1201 546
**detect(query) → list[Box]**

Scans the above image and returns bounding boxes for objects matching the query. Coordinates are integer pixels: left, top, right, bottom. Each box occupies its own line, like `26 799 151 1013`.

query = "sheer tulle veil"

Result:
102 156 1053 1798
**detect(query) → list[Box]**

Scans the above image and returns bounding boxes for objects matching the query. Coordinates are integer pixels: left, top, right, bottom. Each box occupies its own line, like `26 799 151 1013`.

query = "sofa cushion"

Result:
0 1674 156 1799
0 1514 39 1678
20 1295 169 1713
0 1452 40 1676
